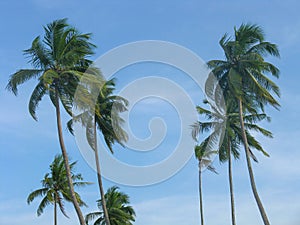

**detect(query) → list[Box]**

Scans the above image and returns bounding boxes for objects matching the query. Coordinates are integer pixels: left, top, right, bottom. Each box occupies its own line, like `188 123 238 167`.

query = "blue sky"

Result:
0 0 300 224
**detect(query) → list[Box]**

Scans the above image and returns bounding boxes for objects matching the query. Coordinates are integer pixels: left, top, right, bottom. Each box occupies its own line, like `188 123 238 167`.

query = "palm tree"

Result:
194 144 217 225
207 23 280 225
192 100 273 225
7 18 95 225
69 77 128 225
85 186 136 225
27 154 91 225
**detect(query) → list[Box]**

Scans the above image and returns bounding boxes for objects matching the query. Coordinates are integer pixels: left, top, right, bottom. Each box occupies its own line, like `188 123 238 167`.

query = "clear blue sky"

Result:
0 0 300 225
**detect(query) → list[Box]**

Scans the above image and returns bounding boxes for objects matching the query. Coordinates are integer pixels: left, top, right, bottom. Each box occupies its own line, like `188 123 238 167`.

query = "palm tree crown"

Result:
86 186 136 225
208 23 280 113
7 18 95 119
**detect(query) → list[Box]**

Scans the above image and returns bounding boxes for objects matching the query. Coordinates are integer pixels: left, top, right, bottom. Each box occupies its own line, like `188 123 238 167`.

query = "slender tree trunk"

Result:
54 199 57 225
93 120 111 225
54 88 86 225
198 162 204 225
238 98 270 225
227 140 236 225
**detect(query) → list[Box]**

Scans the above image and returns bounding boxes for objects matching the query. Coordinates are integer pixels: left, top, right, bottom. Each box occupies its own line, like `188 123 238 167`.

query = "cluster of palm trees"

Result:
27 154 135 225
6 18 280 225
7 18 134 225
192 24 280 225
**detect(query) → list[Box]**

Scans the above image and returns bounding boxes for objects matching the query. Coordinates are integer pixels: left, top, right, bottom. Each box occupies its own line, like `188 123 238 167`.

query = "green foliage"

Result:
85 186 136 225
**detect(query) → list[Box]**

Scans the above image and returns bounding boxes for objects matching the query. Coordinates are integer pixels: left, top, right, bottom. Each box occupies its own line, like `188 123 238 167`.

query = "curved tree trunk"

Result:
54 199 57 225
227 140 236 225
238 98 270 225
93 120 111 225
54 88 86 225
198 163 204 225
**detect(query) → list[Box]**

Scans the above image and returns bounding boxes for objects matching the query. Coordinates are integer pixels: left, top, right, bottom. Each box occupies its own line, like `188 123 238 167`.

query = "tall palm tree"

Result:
27 154 91 225
207 23 280 225
192 100 273 225
85 186 136 225
7 18 95 225
69 77 128 225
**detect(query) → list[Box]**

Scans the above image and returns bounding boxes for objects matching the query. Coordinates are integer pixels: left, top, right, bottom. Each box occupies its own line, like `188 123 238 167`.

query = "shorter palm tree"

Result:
194 144 218 225
192 100 272 225
85 186 136 225
27 154 91 225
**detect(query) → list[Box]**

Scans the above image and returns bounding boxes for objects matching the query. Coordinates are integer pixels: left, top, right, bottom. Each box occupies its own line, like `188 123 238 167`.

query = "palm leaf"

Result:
28 81 47 120
6 69 43 95
27 188 48 204
37 195 51 216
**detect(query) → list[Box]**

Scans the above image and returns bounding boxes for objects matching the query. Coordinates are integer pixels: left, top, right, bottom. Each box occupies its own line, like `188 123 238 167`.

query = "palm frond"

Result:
28 81 47 120
24 36 52 69
6 69 43 95
85 212 103 224
27 188 49 204
37 195 51 216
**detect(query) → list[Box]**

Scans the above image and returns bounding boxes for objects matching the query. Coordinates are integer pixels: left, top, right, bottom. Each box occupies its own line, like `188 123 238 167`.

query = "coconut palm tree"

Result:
194 143 217 225
27 154 91 225
192 100 273 225
207 23 280 225
7 18 95 225
85 186 136 225
68 77 128 225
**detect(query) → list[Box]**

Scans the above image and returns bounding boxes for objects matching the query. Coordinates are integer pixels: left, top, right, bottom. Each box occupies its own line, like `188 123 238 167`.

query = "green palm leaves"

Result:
86 186 136 225
7 18 95 119
208 23 280 113
27 154 90 225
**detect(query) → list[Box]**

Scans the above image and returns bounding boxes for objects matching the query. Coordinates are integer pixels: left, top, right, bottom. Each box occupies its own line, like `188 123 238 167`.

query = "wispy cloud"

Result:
0 198 82 225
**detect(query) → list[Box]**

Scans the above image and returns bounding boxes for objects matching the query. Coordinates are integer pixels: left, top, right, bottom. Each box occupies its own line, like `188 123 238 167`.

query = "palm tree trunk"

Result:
93 120 111 225
54 88 86 225
238 98 270 225
227 140 236 225
198 163 204 225
54 199 57 225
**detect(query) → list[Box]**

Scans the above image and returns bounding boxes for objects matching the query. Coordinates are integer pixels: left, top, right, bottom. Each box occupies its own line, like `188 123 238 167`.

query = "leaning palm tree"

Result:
207 23 280 225
85 186 136 225
69 77 128 225
7 18 95 225
27 154 91 225
194 143 218 225
192 100 273 225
